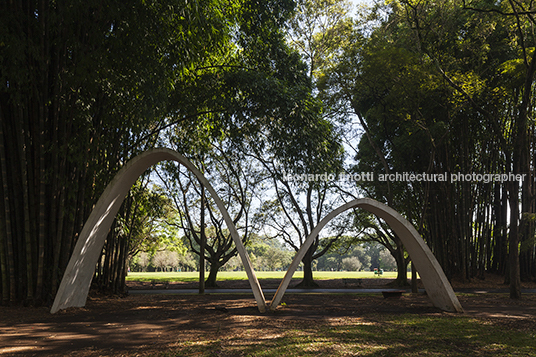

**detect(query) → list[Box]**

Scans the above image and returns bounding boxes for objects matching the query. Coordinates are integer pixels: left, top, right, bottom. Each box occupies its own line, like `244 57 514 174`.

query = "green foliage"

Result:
248 239 294 271
1 0 337 303
118 181 185 257
288 0 354 81
317 241 387 271
322 0 536 282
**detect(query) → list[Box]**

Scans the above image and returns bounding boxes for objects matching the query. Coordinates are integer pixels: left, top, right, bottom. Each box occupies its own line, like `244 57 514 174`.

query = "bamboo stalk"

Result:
0 114 15 303
17 112 34 301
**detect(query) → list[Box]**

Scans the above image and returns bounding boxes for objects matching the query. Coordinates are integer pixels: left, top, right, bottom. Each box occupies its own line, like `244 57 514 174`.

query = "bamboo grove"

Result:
0 0 214 305
0 0 320 305
325 0 536 295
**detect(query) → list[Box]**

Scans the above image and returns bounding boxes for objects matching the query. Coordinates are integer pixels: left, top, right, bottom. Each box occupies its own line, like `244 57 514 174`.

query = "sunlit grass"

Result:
126 270 405 282
159 314 536 356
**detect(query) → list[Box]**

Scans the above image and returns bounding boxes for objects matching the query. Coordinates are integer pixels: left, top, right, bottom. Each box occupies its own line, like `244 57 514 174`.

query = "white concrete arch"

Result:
270 198 464 313
51 148 267 313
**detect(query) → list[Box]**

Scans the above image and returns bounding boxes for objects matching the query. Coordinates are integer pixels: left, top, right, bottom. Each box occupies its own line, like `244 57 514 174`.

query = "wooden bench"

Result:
342 278 363 288
381 290 404 299
150 280 169 289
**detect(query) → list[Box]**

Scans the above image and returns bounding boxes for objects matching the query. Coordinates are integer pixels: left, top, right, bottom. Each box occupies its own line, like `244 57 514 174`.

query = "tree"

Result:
353 209 412 284
222 256 242 272
326 0 536 296
386 0 535 297
158 144 259 287
457 0 535 298
1 0 319 305
244 0 352 288
130 252 150 272
316 241 374 271
247 239 294 271
93 177 183 294
177 252 197 272
1 0 232 305
342 256 362 271
253 141 346 287
288 0 354 85
379 249 397 271
152 250 180 272
145 0 347 290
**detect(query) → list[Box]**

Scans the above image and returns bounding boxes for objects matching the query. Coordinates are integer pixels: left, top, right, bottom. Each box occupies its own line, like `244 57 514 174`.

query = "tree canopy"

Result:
0 0 334 305
2 0 535 306
325 0 535 295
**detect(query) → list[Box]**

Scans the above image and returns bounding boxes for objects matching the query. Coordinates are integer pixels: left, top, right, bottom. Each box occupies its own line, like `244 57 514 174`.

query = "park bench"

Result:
150 280 169 289
381 290 405 299
342 278 363 288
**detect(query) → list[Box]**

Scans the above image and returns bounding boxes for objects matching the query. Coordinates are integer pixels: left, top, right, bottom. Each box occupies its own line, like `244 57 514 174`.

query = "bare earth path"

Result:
1 275 536 356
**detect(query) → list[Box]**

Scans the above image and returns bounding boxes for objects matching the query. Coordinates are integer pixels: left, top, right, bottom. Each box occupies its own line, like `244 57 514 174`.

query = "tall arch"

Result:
51 148 267 313
270 198 464 313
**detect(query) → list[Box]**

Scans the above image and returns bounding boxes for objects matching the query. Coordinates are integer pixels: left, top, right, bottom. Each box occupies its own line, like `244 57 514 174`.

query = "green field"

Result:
126 270 405 282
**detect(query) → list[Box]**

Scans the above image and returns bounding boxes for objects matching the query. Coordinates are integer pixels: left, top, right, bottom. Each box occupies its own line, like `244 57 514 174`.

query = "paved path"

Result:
129 287 536 295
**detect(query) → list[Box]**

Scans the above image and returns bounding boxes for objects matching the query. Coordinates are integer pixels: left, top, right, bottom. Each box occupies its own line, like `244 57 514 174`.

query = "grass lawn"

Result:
126 270 404 282
165 314 536 356
2 293 534 356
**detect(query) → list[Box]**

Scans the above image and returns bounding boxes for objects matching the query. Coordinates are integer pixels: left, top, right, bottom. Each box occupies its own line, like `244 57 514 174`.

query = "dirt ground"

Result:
1 274 536 356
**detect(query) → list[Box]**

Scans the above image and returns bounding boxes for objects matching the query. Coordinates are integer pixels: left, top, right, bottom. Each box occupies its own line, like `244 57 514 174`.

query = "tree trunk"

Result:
491 183 508 275
509 182 522 299
115 235 127 294
0 117 16 304
35 104 46 305
393 246 408 286
51 181 65 296
17 117 34 303
296 245 319 288
411 260 418 293
199 182 206 294
205 261 221 288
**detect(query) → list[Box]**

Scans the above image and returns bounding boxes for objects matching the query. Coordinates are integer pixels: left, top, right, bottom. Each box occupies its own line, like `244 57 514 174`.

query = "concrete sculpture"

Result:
51 148 462 314
51 148 267 313
269 198 464 313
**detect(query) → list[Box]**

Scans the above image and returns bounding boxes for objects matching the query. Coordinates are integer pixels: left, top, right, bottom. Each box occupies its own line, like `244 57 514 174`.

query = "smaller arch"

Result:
51 148 267 313
270 198 463 313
